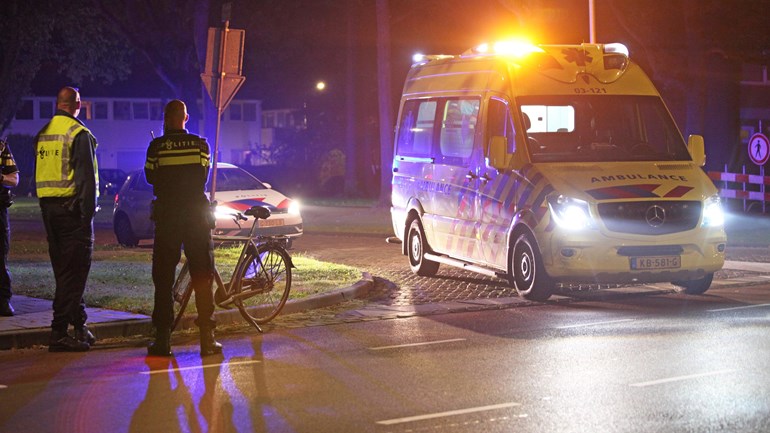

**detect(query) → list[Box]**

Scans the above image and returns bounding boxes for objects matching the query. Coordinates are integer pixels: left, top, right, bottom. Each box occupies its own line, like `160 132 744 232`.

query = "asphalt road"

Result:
4 213 770 432
1 281 769 433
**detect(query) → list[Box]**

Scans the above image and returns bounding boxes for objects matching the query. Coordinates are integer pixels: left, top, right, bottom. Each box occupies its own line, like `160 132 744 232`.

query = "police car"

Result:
113 163 302 247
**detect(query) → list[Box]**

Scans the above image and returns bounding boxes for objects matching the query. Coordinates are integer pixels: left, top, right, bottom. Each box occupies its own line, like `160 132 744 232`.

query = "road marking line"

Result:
556 319 635 329
708 303 770 312
141 360 261 375
0 384 7 389
629 369 735 387
368 338 466 351
376 402 521 425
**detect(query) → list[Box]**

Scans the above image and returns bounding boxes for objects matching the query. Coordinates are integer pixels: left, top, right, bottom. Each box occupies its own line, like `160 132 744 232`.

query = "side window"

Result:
486 98 516 154
439 98 479 164
396 99 437 158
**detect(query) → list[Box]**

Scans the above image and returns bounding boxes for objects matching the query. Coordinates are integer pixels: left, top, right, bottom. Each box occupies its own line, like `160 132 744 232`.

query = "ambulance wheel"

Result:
510 232 552 301
673 273 713 295
407 219 439 277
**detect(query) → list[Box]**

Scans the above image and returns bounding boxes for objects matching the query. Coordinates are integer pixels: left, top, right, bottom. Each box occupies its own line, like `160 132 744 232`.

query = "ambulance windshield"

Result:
518 95 691 163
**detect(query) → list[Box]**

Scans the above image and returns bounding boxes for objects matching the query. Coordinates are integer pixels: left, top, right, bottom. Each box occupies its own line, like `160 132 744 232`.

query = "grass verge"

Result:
10 242 361 315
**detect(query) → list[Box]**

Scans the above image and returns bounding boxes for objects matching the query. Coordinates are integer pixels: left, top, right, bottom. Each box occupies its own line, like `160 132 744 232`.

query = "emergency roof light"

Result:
412 53 455 65
463 39 544 58
603 42 629 57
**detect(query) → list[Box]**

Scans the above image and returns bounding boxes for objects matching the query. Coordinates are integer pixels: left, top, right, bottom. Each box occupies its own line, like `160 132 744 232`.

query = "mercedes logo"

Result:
645 205 666 227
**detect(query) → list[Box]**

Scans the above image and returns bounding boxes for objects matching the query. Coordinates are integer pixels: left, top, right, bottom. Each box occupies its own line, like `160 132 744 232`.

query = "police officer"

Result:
35 86 98 352
145 99 221 357
0 139 19 316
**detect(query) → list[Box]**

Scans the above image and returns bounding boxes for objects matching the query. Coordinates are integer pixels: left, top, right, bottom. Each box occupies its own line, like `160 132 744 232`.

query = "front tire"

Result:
407 219 439 277
233 243 292 325
673 273 713 295
510 232 553 301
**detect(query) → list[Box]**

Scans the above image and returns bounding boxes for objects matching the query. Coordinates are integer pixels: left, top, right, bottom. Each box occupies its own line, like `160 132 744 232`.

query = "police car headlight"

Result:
702 194 724 227
548 195 592 230
288 200 301 215
215 204 238 220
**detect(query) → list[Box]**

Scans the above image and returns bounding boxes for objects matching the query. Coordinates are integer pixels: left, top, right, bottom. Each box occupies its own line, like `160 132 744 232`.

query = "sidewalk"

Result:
5 258 770 350
0 274 374 350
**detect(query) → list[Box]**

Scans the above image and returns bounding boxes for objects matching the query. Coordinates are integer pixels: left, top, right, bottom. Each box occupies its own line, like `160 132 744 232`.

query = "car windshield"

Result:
211 167 267 192
518 95 692 163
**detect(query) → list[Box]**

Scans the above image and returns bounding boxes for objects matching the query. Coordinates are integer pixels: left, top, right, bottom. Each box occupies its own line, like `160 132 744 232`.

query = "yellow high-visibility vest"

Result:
36 115 99 198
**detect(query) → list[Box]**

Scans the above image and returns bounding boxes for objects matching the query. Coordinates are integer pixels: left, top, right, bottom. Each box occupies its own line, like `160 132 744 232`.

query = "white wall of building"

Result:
6 96 263 171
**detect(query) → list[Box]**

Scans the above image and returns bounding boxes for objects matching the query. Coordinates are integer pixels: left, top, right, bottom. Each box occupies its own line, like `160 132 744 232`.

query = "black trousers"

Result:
151 204 215 330
39 197 93 332
0 206 11 302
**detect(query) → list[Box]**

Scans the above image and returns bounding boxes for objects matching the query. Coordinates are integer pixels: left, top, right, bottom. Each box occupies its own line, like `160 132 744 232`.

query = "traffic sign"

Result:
201 25 245 112
748 133 770 166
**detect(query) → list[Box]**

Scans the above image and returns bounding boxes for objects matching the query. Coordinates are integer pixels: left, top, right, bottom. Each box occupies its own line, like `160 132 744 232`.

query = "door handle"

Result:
480 173 492 184
465 171 478 180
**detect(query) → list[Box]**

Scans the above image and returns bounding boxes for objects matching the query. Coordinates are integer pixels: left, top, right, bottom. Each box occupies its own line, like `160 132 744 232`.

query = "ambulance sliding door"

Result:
429 97 482 262
479 96 520 268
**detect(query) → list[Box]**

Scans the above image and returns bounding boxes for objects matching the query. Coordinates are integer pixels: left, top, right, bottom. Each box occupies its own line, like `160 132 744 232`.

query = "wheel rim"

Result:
514 238 535 292
409 229 422 264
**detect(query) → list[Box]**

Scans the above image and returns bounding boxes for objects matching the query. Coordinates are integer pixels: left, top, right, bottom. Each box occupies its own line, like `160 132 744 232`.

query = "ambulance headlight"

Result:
548 195 592 230
702 195 724 227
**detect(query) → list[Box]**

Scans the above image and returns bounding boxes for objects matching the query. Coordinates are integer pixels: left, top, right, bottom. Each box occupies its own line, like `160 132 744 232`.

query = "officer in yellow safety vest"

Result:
35 86 99 352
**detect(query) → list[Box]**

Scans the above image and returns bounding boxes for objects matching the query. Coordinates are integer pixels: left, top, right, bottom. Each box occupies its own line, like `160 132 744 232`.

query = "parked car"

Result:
112 163 303 247
99 168 128 196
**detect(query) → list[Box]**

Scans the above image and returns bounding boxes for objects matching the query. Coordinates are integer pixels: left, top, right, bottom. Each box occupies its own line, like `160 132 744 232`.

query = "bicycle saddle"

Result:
245 205 271 220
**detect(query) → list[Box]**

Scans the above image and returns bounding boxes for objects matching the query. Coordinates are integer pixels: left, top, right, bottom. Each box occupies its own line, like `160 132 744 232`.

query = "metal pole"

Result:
210 21 230 203
588 0 596 43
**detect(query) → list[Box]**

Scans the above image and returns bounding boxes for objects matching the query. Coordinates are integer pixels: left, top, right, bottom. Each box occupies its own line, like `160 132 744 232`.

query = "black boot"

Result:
200 328 223 356
147 328 173 356
49 330 90 352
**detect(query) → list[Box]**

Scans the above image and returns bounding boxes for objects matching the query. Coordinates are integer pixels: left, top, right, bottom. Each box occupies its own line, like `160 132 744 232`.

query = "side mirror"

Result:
488 136 508 170
687 134 706 167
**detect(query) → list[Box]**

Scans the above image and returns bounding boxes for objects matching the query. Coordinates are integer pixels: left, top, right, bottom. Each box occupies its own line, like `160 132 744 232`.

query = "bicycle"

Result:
170 204 294 333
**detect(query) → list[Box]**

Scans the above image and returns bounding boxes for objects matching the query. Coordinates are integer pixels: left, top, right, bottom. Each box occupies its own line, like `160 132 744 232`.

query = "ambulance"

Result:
390 41 726 301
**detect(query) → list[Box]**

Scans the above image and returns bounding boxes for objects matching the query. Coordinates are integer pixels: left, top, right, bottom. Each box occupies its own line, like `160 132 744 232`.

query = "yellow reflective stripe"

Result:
157 155 206 166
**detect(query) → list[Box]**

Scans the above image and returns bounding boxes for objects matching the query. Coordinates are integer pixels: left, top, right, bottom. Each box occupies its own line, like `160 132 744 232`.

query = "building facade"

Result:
7 96 264 172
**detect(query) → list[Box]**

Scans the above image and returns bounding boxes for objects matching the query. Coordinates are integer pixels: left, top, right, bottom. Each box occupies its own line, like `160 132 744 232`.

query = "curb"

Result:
0 274 375 350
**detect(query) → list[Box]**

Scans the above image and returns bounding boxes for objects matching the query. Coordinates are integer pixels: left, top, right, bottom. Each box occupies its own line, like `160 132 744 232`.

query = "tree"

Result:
88 0 212 133
0 0 131 134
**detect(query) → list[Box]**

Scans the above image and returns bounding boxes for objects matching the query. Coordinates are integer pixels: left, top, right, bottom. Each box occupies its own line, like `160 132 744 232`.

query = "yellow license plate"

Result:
258 218 284 228
630 255 681 270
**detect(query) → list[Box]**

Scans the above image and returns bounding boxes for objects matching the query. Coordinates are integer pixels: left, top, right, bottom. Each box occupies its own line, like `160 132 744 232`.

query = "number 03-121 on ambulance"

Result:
390 40 726 301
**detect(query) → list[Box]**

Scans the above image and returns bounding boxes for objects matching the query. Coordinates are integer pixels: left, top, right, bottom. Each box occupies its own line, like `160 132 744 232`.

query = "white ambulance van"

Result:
390 41 726 301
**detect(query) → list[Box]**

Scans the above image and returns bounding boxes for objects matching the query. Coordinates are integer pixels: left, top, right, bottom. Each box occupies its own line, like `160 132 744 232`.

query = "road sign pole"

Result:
201 19 245 203
210 20 231 203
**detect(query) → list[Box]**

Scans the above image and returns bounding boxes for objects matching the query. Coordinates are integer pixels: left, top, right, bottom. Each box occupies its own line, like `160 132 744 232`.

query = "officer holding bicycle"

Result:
145 99 222 357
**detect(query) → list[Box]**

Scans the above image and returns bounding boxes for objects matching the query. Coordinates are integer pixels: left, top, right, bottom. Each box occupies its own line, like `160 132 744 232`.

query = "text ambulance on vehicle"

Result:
390 41 726 301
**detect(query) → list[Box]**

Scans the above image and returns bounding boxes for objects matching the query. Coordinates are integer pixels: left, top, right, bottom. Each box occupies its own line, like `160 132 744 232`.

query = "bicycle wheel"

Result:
171 261 194 331
233 242 292 326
